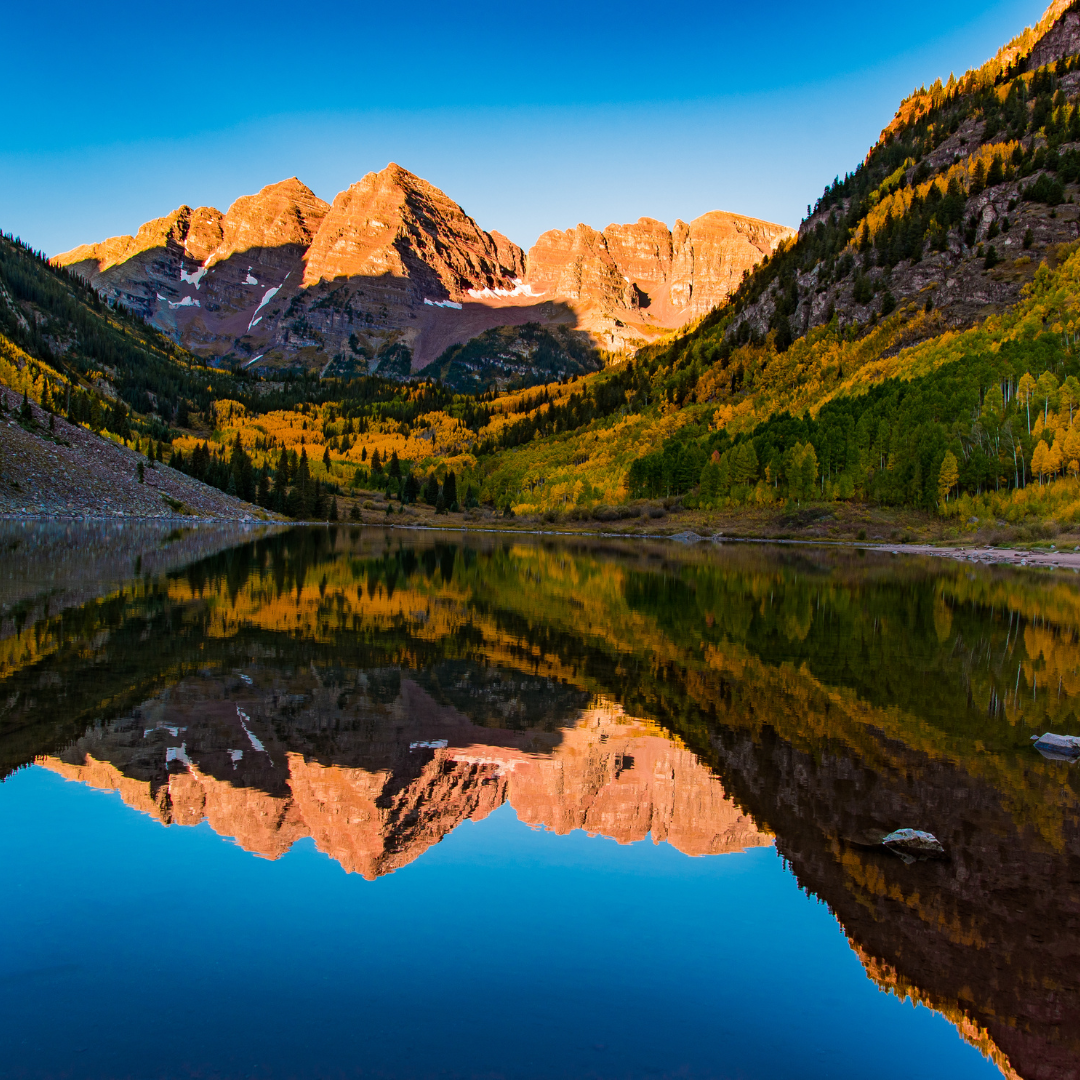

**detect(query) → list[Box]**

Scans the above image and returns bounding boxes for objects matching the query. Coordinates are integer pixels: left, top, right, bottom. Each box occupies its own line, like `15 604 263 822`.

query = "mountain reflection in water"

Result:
3 523 1080 1080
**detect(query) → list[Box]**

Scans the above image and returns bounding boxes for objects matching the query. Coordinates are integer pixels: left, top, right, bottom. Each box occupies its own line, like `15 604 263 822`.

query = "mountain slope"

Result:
459 0 1080 527
0 232 280 519
54 166 792 378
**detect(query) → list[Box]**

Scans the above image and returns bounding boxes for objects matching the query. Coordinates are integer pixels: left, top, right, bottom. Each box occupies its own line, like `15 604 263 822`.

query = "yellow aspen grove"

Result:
1063 426 1080 477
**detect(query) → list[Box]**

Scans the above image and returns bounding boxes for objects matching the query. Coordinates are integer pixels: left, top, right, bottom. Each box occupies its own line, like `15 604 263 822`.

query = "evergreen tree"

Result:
19 390 32 423
389 451 401 479
423 473 440 505
443 470 458 509
323 445 331 469
293 449 312 518
273 447 290 507
404 473 421 503
329 496 339 521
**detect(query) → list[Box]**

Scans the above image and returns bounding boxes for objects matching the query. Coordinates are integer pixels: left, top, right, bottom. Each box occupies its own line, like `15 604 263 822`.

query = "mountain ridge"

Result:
54 166 793 378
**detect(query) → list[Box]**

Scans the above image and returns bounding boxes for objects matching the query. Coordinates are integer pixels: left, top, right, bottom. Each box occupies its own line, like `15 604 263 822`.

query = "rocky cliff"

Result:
527 213 794 350
54 167 791 375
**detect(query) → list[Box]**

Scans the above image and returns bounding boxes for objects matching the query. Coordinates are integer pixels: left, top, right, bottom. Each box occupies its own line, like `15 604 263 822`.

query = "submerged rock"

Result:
881 828 946 864
1031 732 1080 761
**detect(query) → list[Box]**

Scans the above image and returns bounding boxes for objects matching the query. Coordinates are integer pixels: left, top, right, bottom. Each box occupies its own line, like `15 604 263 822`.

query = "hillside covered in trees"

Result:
8 0 1080 531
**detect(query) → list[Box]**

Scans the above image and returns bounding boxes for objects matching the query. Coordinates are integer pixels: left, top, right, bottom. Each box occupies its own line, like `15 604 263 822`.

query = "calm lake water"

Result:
2 523 1078 1080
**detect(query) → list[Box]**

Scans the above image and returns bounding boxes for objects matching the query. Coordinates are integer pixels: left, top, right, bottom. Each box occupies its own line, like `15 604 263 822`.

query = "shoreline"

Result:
6 512 1080 571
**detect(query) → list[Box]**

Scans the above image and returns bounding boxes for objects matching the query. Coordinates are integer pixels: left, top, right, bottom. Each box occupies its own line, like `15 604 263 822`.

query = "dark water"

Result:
2 524 1079 1080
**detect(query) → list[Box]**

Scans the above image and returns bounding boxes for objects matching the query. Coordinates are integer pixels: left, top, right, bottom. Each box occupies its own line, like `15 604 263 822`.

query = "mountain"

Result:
714 0 1080 350
457 0 1080 527
54 165 792 379
527 212 794 349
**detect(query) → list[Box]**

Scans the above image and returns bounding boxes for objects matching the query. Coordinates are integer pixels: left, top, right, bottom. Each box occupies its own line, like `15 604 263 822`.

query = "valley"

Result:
7 3 1080 541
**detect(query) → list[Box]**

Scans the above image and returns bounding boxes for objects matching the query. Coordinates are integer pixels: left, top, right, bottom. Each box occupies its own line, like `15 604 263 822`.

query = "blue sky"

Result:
1 0 1051 254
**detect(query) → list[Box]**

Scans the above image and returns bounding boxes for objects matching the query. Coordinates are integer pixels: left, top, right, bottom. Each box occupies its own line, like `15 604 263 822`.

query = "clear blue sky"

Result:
0 0 1051 255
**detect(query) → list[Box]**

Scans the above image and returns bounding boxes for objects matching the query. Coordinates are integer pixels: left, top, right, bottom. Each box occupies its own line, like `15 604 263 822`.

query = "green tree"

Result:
732 443 759 485
292 449 312 518
1037 370 1060 422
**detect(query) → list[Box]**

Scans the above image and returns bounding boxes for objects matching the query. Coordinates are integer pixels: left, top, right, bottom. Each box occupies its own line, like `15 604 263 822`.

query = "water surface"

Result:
2 525 1078 1079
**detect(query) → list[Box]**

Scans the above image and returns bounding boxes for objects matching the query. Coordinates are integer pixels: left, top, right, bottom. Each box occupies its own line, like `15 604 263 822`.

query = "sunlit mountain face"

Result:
2 524 1079 1079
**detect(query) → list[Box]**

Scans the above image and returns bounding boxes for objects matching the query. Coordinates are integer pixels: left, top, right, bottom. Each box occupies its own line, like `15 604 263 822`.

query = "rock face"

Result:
527 213 794 349
37 680 768 880
54 166 792 373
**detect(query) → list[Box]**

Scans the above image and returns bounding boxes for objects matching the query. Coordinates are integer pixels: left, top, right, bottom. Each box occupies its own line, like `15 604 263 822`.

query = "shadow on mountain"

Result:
64 234 588 382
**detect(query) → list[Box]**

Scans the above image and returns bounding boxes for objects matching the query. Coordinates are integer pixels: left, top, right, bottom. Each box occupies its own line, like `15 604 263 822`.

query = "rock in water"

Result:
881 828 946 863
1031 732 1080 761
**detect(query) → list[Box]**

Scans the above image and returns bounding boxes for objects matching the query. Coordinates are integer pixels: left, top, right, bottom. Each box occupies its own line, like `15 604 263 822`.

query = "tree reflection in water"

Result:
3 524 1079 1079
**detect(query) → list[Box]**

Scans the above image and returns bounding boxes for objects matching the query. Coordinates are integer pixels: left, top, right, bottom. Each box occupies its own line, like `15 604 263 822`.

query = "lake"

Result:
2 522 1077 1080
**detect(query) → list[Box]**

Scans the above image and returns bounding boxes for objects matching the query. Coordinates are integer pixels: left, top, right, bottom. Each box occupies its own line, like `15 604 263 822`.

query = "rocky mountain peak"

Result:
53 166 790 376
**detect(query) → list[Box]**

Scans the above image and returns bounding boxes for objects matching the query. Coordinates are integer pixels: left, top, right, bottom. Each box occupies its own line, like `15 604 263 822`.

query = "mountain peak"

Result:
53 168 788 373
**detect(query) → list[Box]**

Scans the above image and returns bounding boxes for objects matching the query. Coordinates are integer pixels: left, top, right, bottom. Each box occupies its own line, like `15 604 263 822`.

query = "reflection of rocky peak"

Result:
37 673 767 880
508 700 767 855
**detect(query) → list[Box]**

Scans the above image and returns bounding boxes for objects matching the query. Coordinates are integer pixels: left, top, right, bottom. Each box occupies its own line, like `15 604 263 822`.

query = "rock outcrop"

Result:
527 213 794 349
54 167 792 373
